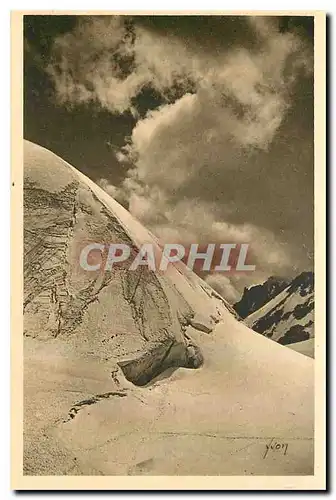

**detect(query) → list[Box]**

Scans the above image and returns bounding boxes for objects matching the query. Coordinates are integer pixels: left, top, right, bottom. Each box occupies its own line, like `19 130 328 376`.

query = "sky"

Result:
24 15 314 302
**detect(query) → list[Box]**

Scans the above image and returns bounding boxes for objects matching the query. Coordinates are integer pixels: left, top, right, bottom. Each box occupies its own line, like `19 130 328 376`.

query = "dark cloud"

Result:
134 15 263 53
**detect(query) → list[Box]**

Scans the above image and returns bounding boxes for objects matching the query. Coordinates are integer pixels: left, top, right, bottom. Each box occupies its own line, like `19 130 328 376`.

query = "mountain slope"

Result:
23 140 314 476
245 272 314 347
234 276 291 319
287 339 314 359
24 140 234 383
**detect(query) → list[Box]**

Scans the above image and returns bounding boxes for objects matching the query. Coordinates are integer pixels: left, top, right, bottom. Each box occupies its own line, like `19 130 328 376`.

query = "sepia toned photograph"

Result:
11 11 326 490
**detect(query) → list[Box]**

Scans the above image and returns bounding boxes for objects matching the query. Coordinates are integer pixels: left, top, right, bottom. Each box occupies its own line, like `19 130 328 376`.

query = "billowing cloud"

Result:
47 15 313 298
48 16 310 132
205 274 240 303
97 178 119 198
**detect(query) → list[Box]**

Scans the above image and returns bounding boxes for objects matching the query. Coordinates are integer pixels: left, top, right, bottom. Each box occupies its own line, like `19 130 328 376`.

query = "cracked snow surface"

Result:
23 141 314 476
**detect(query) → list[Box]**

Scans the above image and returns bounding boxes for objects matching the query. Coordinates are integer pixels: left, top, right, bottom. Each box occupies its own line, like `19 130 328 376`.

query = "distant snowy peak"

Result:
244 272 314 347
286 271 314 297
234 276 291 319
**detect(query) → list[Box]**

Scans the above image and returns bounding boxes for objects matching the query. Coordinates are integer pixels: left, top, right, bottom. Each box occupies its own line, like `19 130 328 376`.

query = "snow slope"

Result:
287 339 314 359
23 140 314 476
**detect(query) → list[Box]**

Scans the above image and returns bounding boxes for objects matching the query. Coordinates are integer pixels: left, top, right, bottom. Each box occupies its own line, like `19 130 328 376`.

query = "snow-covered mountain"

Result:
23 140 314 476
244 272 314 348
234 276 291 319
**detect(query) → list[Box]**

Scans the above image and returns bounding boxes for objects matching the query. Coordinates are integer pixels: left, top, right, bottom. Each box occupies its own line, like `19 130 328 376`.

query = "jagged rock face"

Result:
23 140 231 383
234 276 291 319
287 271 314 296
245 272 314 347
